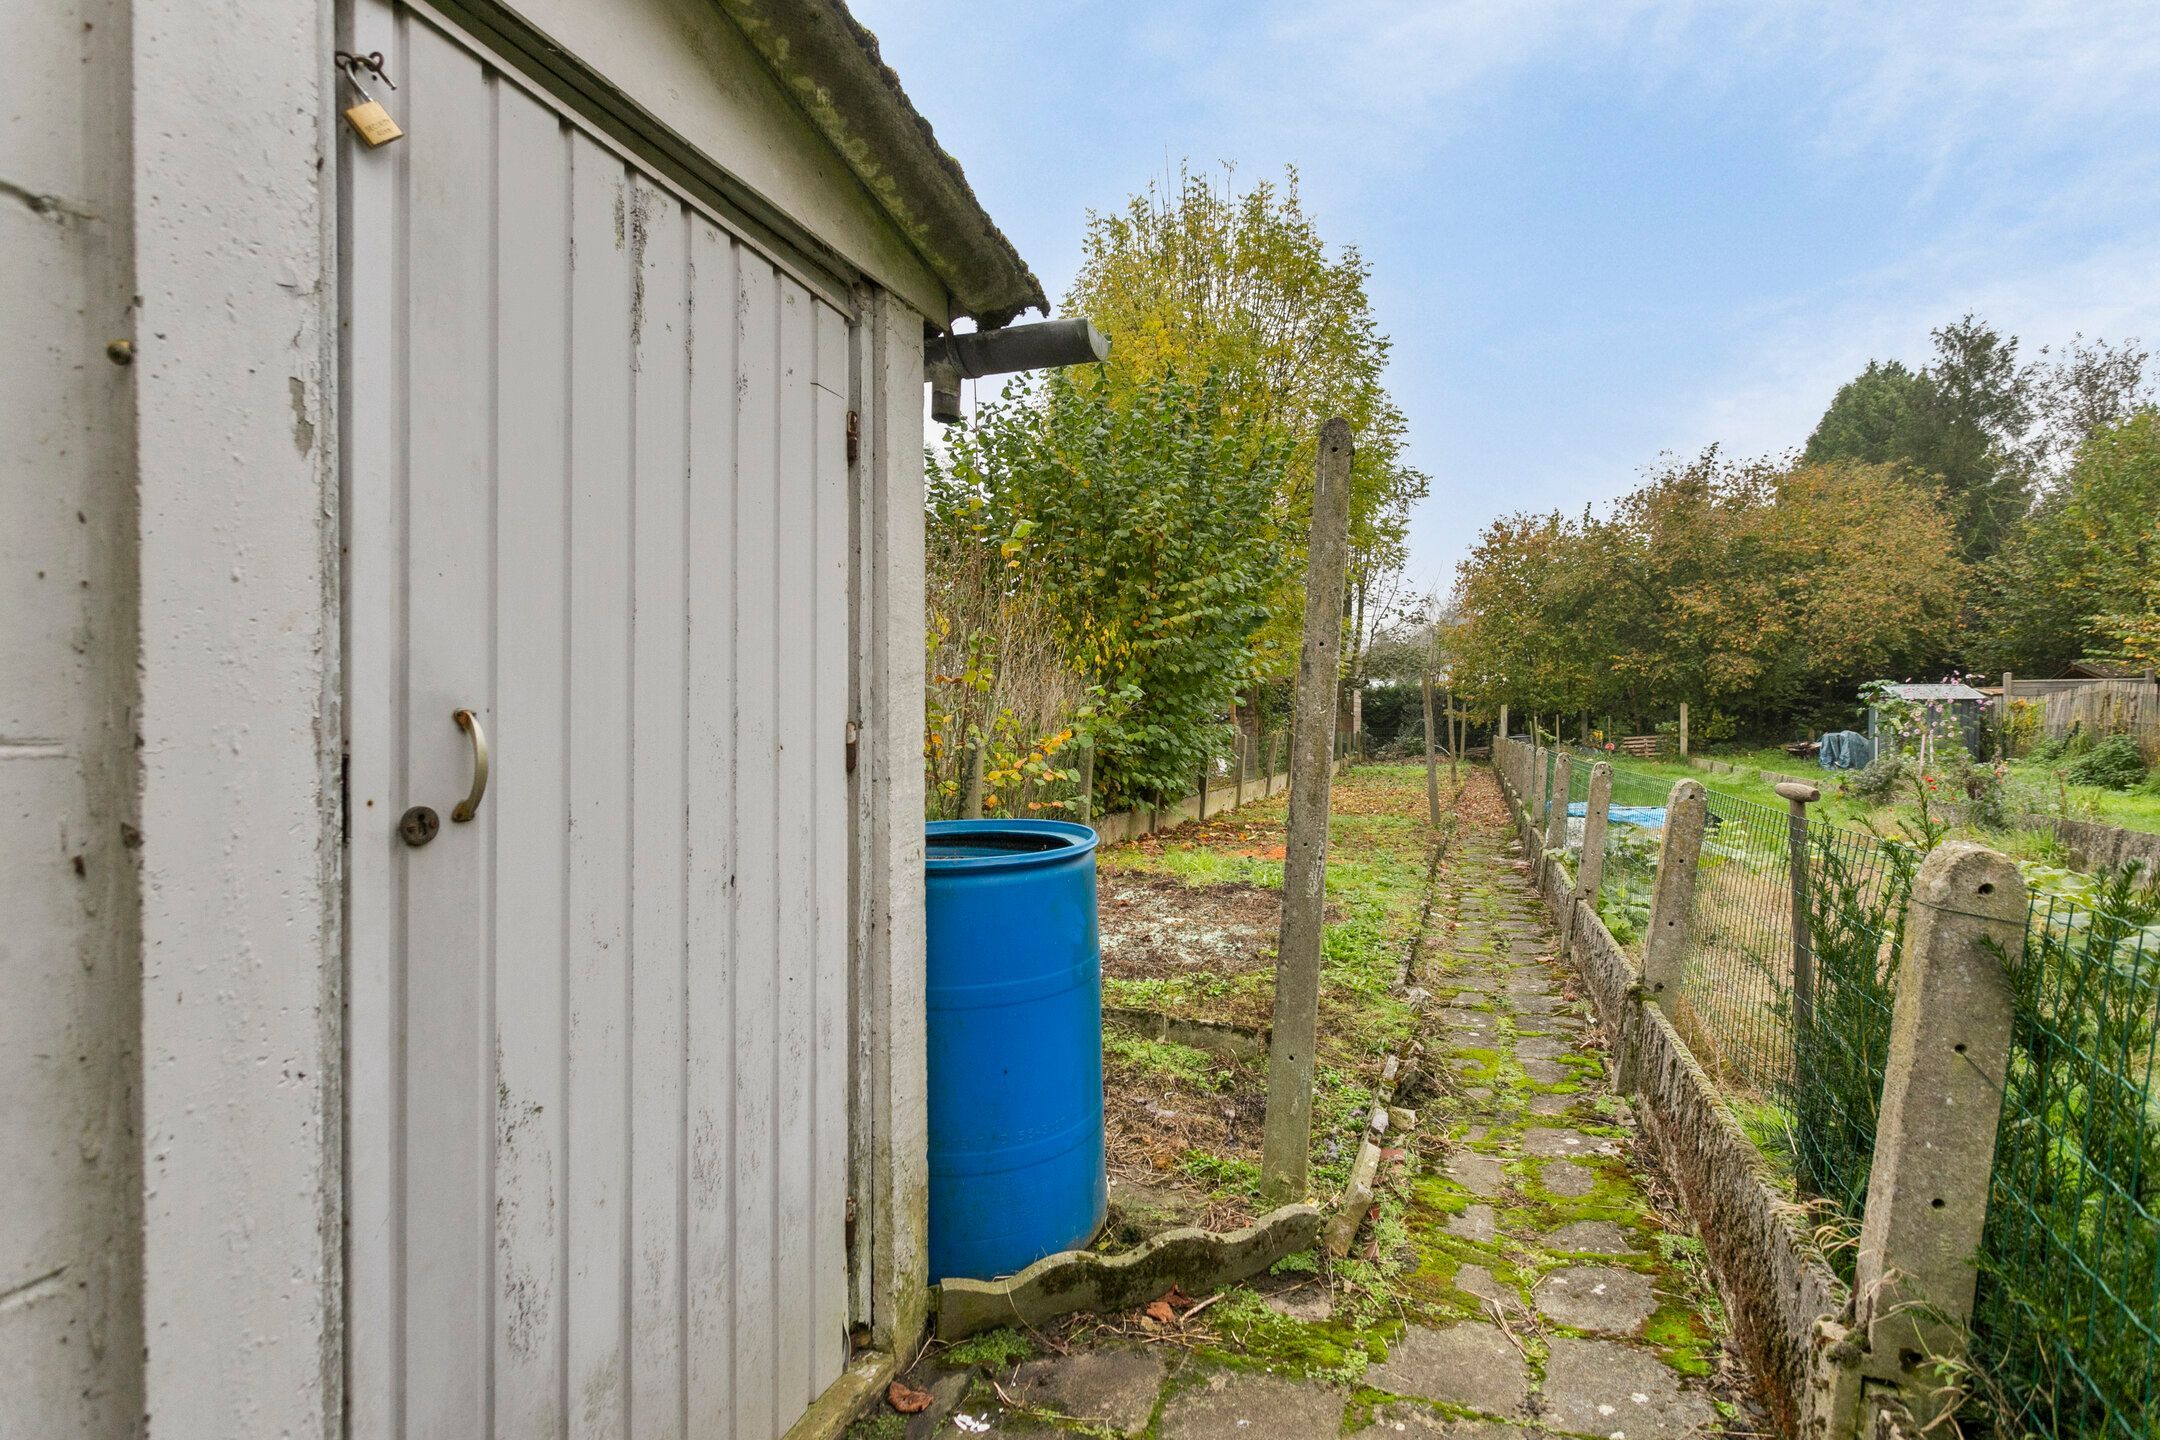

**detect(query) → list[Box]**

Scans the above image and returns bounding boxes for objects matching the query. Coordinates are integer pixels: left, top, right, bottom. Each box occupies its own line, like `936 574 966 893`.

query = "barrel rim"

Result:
925 818 1100 872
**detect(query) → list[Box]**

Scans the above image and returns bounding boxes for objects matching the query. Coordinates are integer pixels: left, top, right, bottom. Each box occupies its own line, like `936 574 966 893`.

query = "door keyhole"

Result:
400 805 441 847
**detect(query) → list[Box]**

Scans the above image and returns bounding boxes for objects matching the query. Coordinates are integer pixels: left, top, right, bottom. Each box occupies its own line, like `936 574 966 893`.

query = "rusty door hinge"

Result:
845 410 860 464
845 719 860 775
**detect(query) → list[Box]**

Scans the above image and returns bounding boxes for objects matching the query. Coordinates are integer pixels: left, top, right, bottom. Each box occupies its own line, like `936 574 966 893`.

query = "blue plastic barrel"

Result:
924 819 1107 1282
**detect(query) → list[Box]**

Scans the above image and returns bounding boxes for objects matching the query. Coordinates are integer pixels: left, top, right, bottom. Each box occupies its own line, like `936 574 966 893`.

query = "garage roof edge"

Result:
715 0 1050 327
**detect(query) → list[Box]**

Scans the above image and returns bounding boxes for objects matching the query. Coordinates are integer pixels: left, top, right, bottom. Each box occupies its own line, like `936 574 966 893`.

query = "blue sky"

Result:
853 1 2160 602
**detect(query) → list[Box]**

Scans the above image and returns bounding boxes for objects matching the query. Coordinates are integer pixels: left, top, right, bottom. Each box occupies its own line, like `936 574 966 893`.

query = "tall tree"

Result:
1976 409 2160 674
1064 163 1427 675
1803 315 2034 561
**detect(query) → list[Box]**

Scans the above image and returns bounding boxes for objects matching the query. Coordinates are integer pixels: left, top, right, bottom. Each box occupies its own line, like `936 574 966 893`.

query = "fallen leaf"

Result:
888 1382 933 1415
1164 1286 1197 1312
1144 1299 1176 1323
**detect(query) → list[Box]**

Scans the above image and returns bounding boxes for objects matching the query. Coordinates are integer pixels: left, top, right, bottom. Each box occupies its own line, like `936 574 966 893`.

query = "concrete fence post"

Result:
1851 842 2025 1429
1641 778 1708 1004
1235 731 1248 808
1498 703 1510 747
1262 417 1354 1204
1679 701 1690 759
1197 764 1210 821
1265 732 1280 796
1421 670 1442 828
962 738 986 820
1543 752 1574 885
1567 761 1613 949
1775 780 1821 1040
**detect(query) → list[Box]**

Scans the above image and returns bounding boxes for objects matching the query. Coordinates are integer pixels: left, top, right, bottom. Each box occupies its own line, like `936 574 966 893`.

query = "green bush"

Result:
2063 734 2148 791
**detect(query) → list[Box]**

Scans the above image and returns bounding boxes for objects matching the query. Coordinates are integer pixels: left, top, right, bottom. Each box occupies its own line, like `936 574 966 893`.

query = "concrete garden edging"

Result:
1493 755 1850 1438
934 1203 1323 1341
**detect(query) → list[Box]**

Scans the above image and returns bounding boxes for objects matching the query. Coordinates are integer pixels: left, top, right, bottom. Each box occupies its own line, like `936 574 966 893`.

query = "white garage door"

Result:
343 4 856 1436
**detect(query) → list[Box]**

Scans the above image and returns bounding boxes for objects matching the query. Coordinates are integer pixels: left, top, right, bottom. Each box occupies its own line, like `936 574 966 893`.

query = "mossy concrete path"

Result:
918 775 1750 1440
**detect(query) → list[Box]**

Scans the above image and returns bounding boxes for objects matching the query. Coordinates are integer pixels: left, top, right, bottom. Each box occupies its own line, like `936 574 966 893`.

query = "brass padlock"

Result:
346 97 404 147
338 52 404 147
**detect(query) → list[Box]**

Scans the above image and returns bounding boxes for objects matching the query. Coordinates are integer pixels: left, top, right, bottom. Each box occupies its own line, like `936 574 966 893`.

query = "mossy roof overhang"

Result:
717 0 1049 328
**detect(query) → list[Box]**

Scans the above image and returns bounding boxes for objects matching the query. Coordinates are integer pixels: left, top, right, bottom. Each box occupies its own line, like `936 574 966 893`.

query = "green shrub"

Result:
1843 753 1908 805
2063 734 2147 791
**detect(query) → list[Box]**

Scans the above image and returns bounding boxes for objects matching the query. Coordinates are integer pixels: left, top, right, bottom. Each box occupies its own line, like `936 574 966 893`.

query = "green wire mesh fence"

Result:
1970 882 2160 1440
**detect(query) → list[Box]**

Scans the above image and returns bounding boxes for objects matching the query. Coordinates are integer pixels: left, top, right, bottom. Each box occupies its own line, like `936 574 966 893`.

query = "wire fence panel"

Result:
1590 760 1674 957
1789 822 1910 1240
1676 788 1799 1099
1972 887 2160 1440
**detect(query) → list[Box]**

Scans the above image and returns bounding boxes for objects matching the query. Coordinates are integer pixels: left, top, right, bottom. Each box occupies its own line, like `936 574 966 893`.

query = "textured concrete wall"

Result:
0 1 145 1434
2052 815 2160 880
130 1 343 1435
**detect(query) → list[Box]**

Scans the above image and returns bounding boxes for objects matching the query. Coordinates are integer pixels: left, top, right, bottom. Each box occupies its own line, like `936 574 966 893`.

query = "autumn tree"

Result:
1448 451 1963 734
928 369 1286 811
1064 163 1427 679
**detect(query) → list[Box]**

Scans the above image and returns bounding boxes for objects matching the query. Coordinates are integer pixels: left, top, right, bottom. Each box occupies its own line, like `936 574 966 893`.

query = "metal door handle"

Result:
452 708 489 822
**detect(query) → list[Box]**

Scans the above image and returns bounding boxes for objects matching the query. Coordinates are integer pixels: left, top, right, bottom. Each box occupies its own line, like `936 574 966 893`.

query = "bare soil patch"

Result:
1099 873 1281 982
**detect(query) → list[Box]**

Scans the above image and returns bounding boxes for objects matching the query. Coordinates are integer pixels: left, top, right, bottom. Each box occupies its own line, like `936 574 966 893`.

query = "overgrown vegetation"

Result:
924 164 1427 819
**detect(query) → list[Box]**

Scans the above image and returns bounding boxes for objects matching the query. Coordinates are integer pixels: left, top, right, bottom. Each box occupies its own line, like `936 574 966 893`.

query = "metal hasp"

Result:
925 317 1110 424
923 820 1106 1281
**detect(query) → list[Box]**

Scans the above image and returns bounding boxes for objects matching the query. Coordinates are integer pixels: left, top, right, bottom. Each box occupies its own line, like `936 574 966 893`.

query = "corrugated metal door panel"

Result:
343 4 855 1437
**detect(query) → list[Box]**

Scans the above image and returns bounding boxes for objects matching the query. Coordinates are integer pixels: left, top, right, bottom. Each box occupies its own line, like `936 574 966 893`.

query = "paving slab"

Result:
1520 1058 1570 1085
1444 1204 1497 1243
1260 1280 1333 1323
1513 1036 1569 1061
1372 1406 1561 1439
1543 1220 1636 1255
1538 1336 1717 1438
1540 1159 1599 1198
1454 1263 1512 1305
1532 1264 1656 1335
1442 1151 1505 1196
1008 1348 1166 1434
1521 1127 1617 1159
1158 1371 1345 1440
1365 1323 1530 1415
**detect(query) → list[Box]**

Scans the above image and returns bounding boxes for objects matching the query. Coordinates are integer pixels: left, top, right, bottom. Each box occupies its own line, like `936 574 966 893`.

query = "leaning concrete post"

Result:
1568 762 1614 949
1641 779 1708 1004
1262 417 1354 1204
1853 843 2025 1427
1679 701 1690 759
1775 781 1820 1040
1498 703 1509 747
1543 752 1574 886
1235 731 1248 808
1421 670 1442 828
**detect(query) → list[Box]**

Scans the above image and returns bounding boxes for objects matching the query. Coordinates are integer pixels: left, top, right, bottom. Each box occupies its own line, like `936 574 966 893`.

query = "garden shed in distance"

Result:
1866 680 1989 758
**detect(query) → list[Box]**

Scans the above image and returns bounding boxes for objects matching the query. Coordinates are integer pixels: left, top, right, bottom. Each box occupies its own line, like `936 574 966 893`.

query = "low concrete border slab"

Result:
935 1203 1323 1341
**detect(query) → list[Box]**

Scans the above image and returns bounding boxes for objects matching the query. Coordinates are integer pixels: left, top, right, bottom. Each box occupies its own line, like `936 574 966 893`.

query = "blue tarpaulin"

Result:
1566 802 1667 829
1818 730 1873 770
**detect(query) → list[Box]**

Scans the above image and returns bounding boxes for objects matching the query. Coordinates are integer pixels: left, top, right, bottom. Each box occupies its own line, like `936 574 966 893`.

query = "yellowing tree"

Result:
1064 163 1427 677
